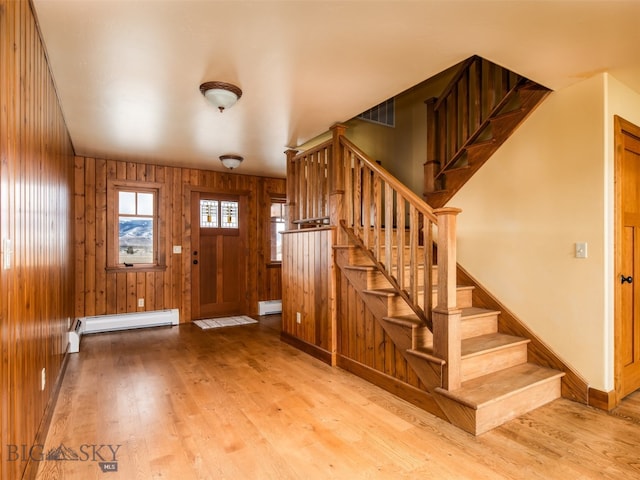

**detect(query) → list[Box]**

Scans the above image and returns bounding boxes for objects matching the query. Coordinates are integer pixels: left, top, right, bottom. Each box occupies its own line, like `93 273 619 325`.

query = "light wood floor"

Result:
35 316 640 479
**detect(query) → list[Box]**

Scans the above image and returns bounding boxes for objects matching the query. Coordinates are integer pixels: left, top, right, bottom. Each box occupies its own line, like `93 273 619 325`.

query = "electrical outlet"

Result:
41 368 46 391
138 298 144 307
296 312 301 324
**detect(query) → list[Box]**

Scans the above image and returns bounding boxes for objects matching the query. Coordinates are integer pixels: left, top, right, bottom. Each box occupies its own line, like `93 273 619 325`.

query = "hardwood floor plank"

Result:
36 316 640 479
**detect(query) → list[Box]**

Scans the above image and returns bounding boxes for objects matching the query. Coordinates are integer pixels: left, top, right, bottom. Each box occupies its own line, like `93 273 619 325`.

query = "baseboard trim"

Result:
280 332 335 365
588 387 617 411
22 351 70 480
336 355 447 421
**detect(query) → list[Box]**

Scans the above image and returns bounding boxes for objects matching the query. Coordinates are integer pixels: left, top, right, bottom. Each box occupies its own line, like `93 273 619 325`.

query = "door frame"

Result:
184 185 251 321
614 115 640 405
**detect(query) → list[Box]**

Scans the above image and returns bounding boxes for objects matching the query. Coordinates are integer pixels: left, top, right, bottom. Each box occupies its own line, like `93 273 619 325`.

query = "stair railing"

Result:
424 55 525 193
285 140 331 230
329 126 463 390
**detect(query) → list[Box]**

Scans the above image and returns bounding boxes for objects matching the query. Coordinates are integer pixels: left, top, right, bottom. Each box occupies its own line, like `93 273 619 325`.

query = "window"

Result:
199 199 239 229
270 199 286 262
107 181 164 271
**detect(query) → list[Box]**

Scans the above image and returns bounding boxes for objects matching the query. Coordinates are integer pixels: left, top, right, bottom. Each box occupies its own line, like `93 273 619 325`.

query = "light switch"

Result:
172 245 182 254
575 242 587 259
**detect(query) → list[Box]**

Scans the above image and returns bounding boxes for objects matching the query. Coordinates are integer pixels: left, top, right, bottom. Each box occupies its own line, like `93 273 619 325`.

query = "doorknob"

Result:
193 250 198 255
621 275 633 284
193 259 198 265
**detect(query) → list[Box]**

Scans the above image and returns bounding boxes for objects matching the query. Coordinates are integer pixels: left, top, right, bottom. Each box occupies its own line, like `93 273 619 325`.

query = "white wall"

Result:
450 75 608 389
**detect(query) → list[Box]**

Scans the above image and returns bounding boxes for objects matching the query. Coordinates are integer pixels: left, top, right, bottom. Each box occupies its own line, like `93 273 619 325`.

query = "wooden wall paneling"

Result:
0 1 76 478
74 157 86 318
84 158 96 316
95 159 107 315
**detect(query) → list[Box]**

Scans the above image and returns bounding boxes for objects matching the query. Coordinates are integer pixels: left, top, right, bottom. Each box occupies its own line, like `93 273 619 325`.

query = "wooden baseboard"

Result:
22 351 70 480
588 387 617 411
280 332 335 365
336 355 448 421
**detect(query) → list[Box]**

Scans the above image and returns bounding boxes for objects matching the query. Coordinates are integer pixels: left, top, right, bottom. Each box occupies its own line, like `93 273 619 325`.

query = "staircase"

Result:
283 58 568 435
424 56 551 208
335 237 564 435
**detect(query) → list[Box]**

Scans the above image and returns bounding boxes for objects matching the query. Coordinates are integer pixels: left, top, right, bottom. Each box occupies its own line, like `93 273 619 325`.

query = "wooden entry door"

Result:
191 191 247 319
616 116 640 399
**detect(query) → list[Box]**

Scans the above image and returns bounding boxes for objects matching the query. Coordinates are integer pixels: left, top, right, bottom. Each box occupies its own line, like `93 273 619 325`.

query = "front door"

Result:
616 116 640 399
191 191 247 319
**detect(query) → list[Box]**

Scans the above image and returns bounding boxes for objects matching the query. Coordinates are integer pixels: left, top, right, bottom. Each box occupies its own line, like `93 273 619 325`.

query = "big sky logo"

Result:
6 443 121 473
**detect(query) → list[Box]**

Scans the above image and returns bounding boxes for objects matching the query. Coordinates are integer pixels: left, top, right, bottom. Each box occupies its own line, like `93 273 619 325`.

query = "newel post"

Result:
433 207 462 391
285 148 298 230
329 123 347 243
424 97 439 195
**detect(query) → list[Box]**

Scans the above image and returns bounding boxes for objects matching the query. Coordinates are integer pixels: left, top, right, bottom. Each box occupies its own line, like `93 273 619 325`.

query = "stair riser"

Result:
461 343 528 382
435 376 561 435
461 315 498 339
433 288 473 309
475 377 561 434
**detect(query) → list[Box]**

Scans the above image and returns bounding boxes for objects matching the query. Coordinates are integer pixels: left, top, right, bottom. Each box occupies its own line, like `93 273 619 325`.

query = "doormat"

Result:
193 316 258 330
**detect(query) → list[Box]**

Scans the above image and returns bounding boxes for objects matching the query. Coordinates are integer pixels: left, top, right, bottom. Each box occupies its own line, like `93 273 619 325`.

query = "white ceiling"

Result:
33 0 640 178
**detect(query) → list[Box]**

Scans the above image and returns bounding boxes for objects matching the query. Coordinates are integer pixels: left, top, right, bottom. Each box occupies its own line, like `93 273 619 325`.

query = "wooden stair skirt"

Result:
336 243 565 435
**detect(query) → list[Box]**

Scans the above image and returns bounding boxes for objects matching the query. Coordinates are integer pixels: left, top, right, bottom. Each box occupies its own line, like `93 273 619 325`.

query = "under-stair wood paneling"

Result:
281 227 336 364
74 156 285 321
0 1 76 479
335 257 448 420
457 265 589 404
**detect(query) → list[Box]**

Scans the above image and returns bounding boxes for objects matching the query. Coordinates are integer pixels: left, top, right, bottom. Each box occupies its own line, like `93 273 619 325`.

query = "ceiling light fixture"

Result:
199 81 242 112
219 154 243 170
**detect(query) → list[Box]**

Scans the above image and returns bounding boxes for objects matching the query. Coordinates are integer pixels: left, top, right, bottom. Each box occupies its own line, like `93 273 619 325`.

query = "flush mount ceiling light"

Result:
199 81 242 112
219 154 243 170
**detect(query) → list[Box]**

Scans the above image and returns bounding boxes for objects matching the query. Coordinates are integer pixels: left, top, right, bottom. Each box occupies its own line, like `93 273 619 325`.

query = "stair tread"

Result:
437 363 564 409
382 314 423 327
461 307 501 319
462 332 529 357
363 284 473 297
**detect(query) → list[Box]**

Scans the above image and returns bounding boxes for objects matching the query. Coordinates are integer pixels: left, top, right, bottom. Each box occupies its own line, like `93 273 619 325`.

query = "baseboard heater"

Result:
68 309 179 353
258 300 282 316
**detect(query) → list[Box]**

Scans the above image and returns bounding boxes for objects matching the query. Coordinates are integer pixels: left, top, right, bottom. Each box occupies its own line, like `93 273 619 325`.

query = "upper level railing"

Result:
425 55 526 192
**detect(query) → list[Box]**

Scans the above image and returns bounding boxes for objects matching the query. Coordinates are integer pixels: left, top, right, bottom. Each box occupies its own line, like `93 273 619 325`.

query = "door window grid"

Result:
200 200 219 228
200 199 239 229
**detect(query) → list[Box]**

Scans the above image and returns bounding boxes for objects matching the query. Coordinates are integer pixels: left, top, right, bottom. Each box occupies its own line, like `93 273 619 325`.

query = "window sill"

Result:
106 265 167 273
267 262 282 268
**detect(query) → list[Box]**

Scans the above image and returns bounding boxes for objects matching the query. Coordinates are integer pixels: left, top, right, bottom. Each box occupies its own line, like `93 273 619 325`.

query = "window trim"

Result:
106 180 166 273
269 195 287 264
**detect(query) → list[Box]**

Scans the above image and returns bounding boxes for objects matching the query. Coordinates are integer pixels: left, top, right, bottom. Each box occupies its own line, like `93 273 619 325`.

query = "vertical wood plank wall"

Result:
336 272 425 391
0 1 76 479
74 156 285 321
281 228 336 362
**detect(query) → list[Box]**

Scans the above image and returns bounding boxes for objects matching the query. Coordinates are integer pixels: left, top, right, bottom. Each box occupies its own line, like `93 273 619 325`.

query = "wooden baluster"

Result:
423 216 433 328
374 175 382 261
424 98 439 195
362 163 371 249
396 196 405 288
449 86 458 158
329 124 346 241
344 146 354 228
409 205 419 305
285 149 298 230
438 104 447 172
460 69 469 147
433 207 462 391
472 59 481 132
354 155 362 240
384 183 393 270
